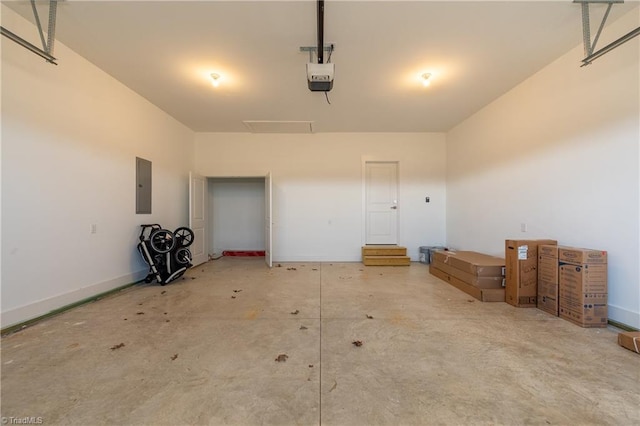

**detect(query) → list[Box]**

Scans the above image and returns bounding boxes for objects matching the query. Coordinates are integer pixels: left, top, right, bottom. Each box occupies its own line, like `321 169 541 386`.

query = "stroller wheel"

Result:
175 247 192 265
150 229 176 253
174 227 194 247
144 277 153 283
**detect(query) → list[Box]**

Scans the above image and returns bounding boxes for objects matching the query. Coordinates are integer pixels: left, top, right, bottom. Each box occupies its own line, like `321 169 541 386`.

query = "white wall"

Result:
1 6 195 327
446 10 640 328
209 178 265 254
195 133 447 261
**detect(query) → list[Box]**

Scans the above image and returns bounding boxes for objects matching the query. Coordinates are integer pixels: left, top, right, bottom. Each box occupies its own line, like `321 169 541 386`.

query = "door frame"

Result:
204 174 273 268
362 158 400 246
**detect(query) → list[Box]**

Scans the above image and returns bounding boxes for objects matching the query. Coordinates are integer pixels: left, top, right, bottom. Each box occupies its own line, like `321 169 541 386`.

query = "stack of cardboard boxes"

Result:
428 239 609 328
503 240 608 328
429 250 506 302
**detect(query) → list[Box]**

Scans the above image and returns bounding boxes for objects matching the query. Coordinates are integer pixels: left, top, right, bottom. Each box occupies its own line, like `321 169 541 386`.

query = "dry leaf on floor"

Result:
110 343 125 350
231 296 236 299
300 325 308 330
309 364 314 368
136 312 144 315
290 310 300 315
171 354 178 361
352 340 363 347
275 354 288 362
191 277 196 280
366 315 374 319
233 289 242 293
312 268 318 271
161 291 167 295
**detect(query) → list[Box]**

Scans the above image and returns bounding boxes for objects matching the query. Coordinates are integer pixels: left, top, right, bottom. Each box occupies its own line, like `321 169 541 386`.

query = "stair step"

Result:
361 245 407 256
363 255 411 266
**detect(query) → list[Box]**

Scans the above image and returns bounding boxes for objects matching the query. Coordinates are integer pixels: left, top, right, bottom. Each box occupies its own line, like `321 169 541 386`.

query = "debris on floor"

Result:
275 354 288 362
231 296 236 299
276 264 282 267
138 303 143 306
161 291 167 295
290 310 300 315
300 325 308 330
366 315 374 319
124 318 127 321
164 312 168 315
329 380 337 392
136 312 144 315
287 267 297 271
165 320 170 323
312 268 318 271
467 299 475 303
233 289 242 293
110 343 125 351
191 277 196 280
309 364 314 368
171 354 178 361
352 340 363 347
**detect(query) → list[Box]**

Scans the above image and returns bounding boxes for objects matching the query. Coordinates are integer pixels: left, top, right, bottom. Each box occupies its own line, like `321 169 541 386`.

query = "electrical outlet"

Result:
520 223 527 233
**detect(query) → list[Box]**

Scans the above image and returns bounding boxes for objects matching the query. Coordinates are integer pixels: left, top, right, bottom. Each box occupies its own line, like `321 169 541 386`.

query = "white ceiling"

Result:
6 1 638 132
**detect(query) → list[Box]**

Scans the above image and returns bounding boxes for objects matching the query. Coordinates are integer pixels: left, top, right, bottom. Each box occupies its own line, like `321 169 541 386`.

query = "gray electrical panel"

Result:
136 157 152 214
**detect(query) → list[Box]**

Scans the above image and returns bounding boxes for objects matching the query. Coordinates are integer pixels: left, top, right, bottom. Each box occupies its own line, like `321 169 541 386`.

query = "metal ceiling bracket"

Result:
573 0 639 66
1 0 58 64
300 44 335 63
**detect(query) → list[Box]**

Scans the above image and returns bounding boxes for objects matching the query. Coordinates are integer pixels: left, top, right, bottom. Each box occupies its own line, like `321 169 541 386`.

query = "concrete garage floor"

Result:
1 258 639 425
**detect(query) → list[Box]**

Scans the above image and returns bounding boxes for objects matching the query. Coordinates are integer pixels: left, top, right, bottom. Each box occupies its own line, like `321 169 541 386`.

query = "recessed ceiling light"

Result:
421 73 432 87
210 73 221 87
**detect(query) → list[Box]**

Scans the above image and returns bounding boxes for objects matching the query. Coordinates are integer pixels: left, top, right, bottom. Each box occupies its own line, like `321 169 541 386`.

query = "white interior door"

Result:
365 162 398 245
189 172 209 266
265 172 273 267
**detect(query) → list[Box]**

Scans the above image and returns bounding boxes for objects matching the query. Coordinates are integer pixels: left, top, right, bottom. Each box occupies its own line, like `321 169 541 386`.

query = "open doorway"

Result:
208 177 266 257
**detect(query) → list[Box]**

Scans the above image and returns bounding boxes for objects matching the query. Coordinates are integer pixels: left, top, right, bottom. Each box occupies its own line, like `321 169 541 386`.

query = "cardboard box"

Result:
505 239 557 307
431 250 505 277
617 331 640 355
429 264 505 302
537 245 561 316
558 293 608 328
431 258 505 289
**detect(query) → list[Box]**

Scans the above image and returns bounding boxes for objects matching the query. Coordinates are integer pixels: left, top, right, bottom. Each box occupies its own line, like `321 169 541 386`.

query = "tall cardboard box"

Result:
505 239 557 307
558 247 608 328
537 245 561 316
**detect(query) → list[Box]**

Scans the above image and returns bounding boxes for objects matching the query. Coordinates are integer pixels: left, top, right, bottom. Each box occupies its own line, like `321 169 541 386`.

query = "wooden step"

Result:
362 245 407 256
363 255 411 266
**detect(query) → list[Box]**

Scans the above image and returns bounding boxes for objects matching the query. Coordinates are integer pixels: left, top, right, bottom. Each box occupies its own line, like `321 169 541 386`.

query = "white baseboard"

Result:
608 304 640 330
1 269 148 329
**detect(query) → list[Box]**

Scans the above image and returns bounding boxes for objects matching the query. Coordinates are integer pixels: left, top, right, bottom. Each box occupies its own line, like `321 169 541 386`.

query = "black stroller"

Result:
137 224 194 285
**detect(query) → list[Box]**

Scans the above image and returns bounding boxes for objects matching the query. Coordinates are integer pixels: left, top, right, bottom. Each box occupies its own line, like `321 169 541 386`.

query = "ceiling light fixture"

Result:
421 73 432 87
210 73 221 87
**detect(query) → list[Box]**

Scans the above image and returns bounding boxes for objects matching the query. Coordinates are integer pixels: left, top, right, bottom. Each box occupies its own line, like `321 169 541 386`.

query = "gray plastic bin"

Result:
419 246 446 264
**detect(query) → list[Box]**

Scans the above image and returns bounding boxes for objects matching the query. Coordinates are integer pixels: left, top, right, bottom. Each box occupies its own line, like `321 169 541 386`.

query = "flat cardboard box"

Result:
537 280 558 316
429 264 505 302
538 245 560 284
559 247 607 265
617 331 640 354
431 250 505 277
505 239 557 307
431 258 505 289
